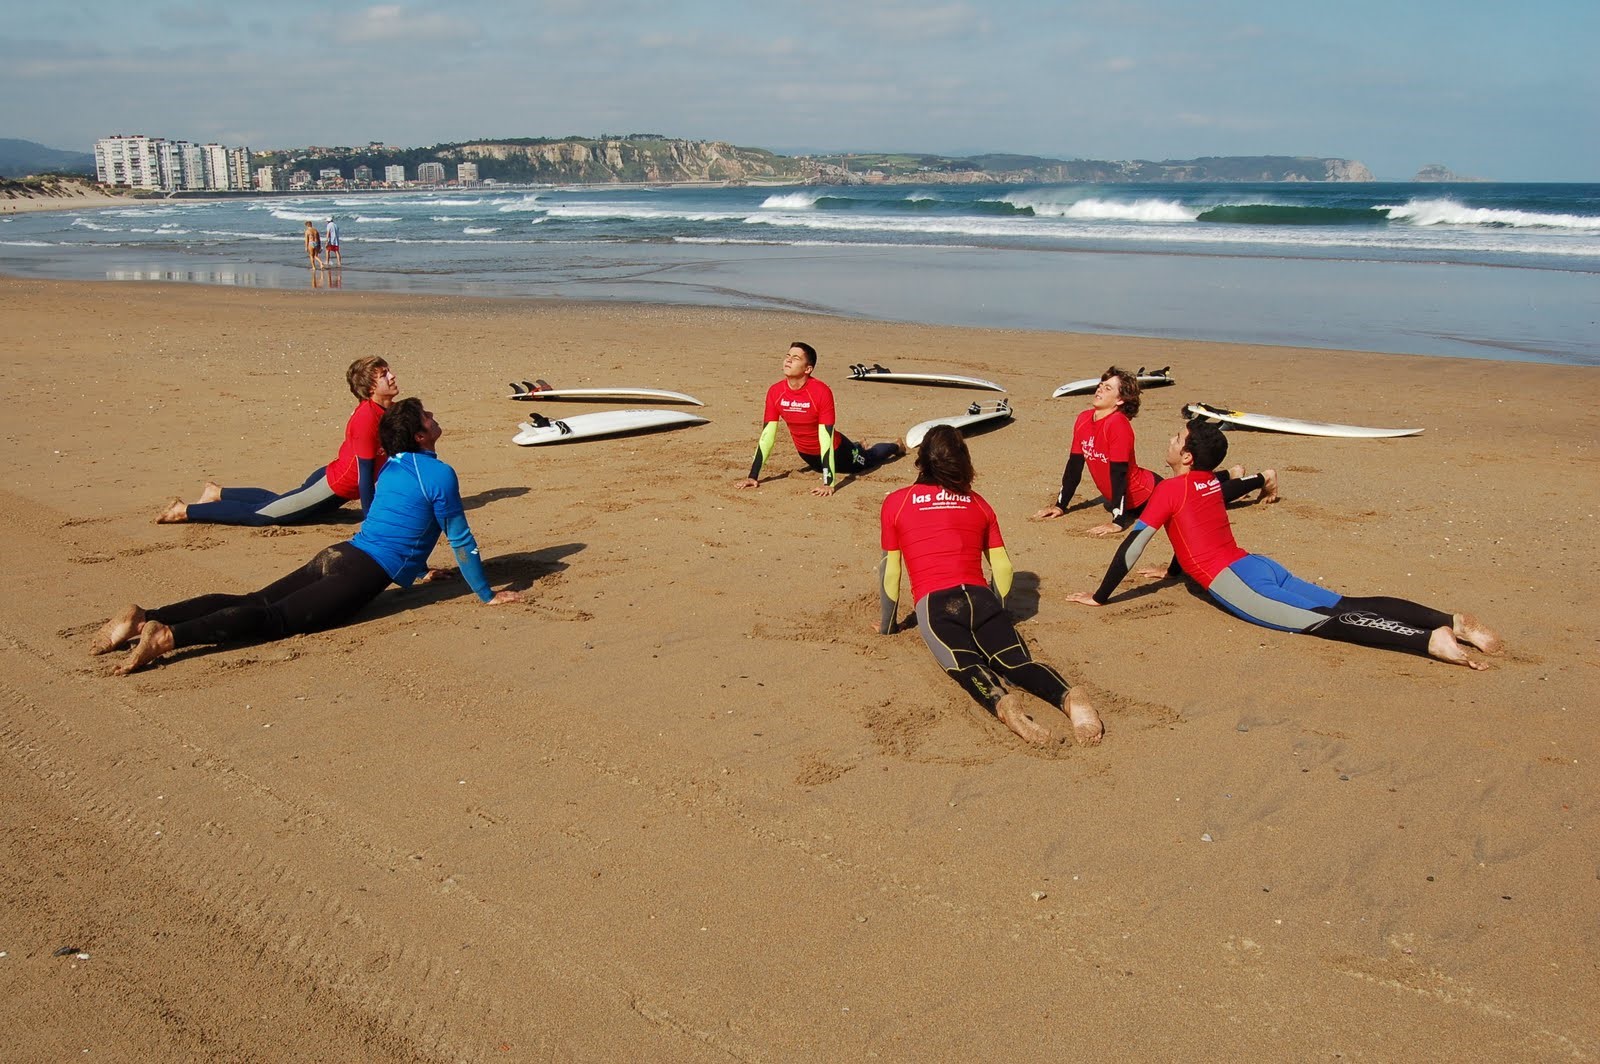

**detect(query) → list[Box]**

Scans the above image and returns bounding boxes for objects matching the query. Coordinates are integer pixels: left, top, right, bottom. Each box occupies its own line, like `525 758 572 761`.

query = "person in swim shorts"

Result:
878 425 1103 746
304 220 323 270
736 341 902 498
1032 366 1278 535
1067 419 1503 669
94 398 522 675
324 217 341 268
158 357 397 527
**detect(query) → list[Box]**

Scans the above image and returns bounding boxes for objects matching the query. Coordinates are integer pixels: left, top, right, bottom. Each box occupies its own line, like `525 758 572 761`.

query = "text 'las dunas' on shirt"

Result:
880 485 1002 603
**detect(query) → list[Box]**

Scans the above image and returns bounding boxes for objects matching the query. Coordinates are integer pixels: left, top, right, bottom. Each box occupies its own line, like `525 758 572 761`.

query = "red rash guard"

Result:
764 377 836 455
1136 471 1248 587
324 399 387 500
1072 408 1155 509
881 484 1003 603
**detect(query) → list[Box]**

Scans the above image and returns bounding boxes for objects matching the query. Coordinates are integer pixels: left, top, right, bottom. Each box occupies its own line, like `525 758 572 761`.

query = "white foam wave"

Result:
495 195 544 213
107 207 181 217
269 207 329 222
759 191 822 210
430 215 473 222
71 218 122 232
1379 198 1600 230
463 226 500 234
1005 194 1198 222
542 204 747 223
0 239 55 247
355 215 399 223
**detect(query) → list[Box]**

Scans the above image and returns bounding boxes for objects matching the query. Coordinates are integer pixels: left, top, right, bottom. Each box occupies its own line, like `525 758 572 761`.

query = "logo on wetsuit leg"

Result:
1336 611 1424 637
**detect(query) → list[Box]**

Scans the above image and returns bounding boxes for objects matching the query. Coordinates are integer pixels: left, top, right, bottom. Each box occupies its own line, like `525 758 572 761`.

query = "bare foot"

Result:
994 693 1052 746
1427 627 1488 670
199 481 223 503
1227 464 1245 480
115 620 175 675
1453 612 1504 655
155 498 188 523
1066 691 1104 746
90 605 146 655
1258 469 1280 504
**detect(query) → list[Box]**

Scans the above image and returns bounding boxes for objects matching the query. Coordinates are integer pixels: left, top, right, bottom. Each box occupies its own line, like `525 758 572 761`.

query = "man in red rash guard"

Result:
879 425 1103 747
1067 419 1502 669
1033 366 1277 535
736 341 901 498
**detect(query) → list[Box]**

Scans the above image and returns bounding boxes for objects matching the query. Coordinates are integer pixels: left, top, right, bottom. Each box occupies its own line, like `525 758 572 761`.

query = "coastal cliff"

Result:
276 136 1378 186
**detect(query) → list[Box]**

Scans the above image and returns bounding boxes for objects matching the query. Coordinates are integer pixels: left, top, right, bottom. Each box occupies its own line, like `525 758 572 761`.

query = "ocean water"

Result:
3 181 1596 365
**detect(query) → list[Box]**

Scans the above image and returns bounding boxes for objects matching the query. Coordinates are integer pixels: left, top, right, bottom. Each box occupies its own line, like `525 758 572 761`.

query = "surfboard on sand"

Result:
848 363 1006 392
1183 402 1423 439
508 379 704 406
512 409 709 446
1053 366 1175 398
905 399 1014 449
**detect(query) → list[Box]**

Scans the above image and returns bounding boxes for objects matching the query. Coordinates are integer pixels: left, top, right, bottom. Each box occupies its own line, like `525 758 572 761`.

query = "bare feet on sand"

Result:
90 605 146 655
199 481 223 504
1427 626 1489 670
1453 613 1504 655
1066 691 1104 746
156 498 188 523
1258 469 1280 504
994 693 1053 746
1227 464 1245 480
115 620 175 675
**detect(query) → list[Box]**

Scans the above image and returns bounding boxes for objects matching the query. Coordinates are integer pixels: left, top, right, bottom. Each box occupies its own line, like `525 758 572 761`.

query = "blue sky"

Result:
4 0 1595 181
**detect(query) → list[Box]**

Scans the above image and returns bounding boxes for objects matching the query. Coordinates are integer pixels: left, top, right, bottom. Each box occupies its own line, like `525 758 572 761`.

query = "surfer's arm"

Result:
877 550 902 633
357 457 378 514
1056 453 1086 509
440 512 495 603
1090 522 1157 604
745 421 780 481
817 425 837 486
984 546 1014 603
1107 461 1135 527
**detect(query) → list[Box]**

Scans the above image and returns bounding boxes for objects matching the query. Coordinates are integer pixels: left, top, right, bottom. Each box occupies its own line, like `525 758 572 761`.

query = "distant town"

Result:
95 134 483 193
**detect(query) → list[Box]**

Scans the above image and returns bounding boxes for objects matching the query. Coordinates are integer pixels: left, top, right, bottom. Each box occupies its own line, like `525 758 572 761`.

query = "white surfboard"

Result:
508 379 704 405
1053 366 1176 398
1183 402 1423 439
848 363 1006 392
512 409 708 446
905 399 1014 449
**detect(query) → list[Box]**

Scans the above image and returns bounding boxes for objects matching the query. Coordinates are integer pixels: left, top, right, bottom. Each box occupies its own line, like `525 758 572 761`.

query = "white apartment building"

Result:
385 164 406 184
417 161 445 184
95 135 162 190
319 168 342 185
457 161 478 184
254 166 277 191
95 134 252 192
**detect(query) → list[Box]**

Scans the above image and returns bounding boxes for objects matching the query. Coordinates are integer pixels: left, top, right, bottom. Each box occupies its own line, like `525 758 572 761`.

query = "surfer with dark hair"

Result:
879 425 1103 746
1067 420 1502 668
93 398 521 675
158 356 398 527
1033 366 1277 535
737 341 902 497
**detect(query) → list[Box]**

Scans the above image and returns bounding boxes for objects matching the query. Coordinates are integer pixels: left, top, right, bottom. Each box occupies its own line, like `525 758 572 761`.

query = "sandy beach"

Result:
0 180 140 214
2 276 1596 1061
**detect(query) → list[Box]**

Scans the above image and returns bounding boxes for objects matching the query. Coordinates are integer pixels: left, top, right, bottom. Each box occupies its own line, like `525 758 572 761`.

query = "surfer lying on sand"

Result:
737 341 902 498
878 426 1103 747
158 357 397 527
94 399 521 675
1067 419 1502 669
1032 366 1277 535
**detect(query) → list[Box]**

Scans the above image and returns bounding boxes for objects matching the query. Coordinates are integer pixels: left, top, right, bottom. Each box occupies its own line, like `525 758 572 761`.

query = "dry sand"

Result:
1 180 140 214
1 276 1596 1062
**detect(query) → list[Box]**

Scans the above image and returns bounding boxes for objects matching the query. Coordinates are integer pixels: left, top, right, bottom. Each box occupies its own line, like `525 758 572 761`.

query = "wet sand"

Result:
2 276 1596 1061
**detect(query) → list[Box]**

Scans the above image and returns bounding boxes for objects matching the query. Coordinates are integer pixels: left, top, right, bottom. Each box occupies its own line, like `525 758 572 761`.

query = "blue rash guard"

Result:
350 450 494 602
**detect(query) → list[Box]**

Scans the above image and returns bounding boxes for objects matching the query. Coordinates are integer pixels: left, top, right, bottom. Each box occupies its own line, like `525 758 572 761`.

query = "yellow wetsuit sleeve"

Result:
985 545 1014 603
817 424 837 485
747 420 779 480
877 550 902 633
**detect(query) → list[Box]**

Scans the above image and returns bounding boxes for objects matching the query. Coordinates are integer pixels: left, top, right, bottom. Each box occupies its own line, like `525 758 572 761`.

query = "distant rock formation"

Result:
1413 164 1483 182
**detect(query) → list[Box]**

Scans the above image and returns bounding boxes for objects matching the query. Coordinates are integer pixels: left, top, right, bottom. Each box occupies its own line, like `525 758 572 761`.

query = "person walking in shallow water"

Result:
304 220 323 270
324 217 342 268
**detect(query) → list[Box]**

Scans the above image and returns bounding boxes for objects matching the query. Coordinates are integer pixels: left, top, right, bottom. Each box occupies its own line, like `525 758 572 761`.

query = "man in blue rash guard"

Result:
92 398 521 675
